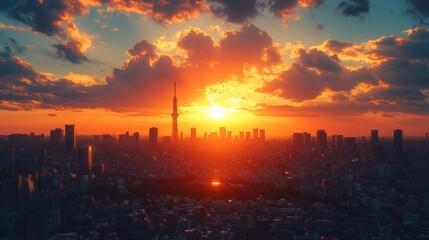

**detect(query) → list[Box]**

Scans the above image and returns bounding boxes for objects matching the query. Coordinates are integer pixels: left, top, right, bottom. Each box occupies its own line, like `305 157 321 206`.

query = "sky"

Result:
1 0 429 137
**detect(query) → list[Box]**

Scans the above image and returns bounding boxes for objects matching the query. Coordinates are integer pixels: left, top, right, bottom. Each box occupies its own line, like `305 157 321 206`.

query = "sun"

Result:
210 105 226 120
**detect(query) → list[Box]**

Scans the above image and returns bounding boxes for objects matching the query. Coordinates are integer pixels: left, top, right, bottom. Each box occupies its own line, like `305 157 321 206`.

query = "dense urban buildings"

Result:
2 124 429 239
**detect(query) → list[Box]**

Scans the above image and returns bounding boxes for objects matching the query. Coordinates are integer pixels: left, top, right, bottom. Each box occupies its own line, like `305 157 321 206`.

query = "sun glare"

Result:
210 105 225 120
211 181 221 186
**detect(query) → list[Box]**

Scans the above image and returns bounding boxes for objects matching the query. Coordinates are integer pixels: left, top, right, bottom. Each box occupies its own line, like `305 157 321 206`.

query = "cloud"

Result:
337 0 369 18
48 113 57 117
98 0 207 24
406 0 429 24
0 37 26 57
207 0 264 23
0 0 92 64
269 0 324 26
314 24 324 31
295 48 342 72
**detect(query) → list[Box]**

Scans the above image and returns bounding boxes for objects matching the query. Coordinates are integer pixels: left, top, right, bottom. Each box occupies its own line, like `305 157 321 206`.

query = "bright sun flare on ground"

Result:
210 105 226 120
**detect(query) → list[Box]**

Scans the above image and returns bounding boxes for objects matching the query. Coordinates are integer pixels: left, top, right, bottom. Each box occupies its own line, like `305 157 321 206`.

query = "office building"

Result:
65 124 75 158
78 146 92 175
149 127 158 147
190 128 197 141
317 130 327 150
393 129 403 155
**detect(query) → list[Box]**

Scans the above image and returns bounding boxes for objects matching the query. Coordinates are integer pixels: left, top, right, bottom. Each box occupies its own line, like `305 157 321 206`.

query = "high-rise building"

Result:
220 127 226 140
65 124 75 158
190 128 197 141
393 129 403 155
317 130 327 150
332 135 344 151
78 146 92 175
133 132 139 145
259 129 265 142
303 132 311 146
50 128 63 154
371 130 379 149
171 82 179 142
293 133 303 148
253 128 259 141
149 127 158 147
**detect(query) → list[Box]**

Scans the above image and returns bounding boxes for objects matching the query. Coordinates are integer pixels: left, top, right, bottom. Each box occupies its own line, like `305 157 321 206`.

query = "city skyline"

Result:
1 0 429 136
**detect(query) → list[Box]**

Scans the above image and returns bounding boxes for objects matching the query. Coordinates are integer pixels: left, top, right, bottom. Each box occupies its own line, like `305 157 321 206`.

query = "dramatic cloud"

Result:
99 0 207 23
208 0 263 23
295 48 342 72
337 0 369 18
0 0 91 64
269 0 324 26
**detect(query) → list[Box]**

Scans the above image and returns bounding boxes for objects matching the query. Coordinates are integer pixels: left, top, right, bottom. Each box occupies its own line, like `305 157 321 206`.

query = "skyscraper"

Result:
259 129 265 142
50 128 63 154
393 129 403 155
65 124 75 158
293 133 303 148
220 127 226 140
149 127 158 147
133 132 139 145
371 130 379 149
332 135 344 151
78 146 92 175
303 132 311 146
171 82 179 142
253 128 259 141
190 128 197 141
317 130 327 150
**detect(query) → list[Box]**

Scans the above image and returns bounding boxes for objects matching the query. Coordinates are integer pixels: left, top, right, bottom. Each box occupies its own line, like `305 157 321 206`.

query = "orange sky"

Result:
1 0 429 137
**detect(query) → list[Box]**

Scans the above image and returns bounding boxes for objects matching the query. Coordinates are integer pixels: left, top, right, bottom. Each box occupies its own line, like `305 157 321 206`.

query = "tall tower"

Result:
171 82 179 141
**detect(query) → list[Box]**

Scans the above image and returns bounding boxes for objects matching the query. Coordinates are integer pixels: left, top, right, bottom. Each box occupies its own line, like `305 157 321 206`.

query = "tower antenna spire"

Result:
174 82 176 97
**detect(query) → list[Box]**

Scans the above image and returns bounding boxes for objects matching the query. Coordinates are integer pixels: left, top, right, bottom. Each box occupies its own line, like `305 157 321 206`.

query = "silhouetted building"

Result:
371 130 379 150
259 129 265 142
293 133 303 148
332 135 344 151
190 128 197 141
65 124 75 158
149 127 158 147
239 132 244 141
253 128 259 141
303 132 311 146
171 82 179 142
317 130 327 150
133 132 139 145
78 146 92 175
393 129 403 155
50 128 63 154
220 127 226 140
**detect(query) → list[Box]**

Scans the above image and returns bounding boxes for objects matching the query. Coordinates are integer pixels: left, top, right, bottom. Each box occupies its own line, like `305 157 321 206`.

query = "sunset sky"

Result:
1 0 429 137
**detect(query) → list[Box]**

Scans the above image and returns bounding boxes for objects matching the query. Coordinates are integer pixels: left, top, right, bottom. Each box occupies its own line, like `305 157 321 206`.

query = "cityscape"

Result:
2 82 429 239
2 0 429 239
